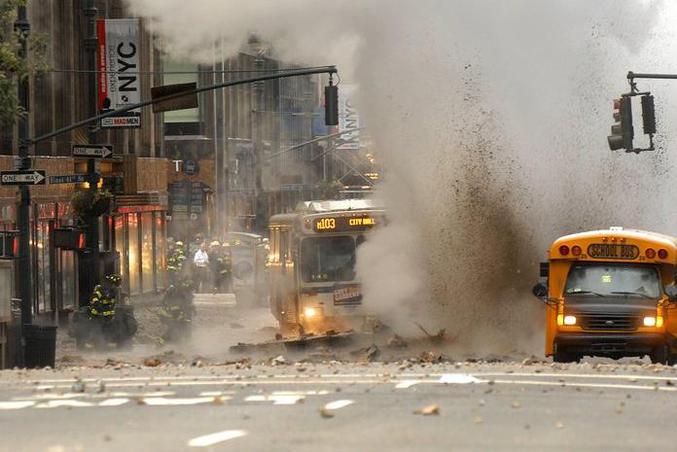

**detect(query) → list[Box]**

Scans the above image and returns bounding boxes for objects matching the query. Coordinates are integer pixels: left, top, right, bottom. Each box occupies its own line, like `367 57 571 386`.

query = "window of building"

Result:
163 60 201 136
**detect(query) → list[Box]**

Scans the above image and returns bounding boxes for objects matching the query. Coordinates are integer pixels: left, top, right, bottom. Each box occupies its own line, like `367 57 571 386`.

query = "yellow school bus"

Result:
533 228 677 363
267 199 385 337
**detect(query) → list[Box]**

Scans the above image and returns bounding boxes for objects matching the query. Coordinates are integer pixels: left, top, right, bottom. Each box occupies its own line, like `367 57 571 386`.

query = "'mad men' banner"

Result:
97 18 141 128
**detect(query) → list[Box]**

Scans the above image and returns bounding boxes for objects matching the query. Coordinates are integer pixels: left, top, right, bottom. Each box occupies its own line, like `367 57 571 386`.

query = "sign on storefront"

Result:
96 18 141 129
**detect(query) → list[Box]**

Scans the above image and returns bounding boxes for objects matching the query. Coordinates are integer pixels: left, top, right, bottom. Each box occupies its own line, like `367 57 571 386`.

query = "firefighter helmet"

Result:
105 274 122 286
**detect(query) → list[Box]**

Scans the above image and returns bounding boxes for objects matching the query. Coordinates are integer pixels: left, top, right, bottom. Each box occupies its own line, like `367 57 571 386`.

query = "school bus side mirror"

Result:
666 284 677 301
532 282 548 299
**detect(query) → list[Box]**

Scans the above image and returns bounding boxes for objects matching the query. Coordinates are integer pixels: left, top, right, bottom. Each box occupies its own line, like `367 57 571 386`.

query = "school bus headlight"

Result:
643 316 663 327
563 315 577 326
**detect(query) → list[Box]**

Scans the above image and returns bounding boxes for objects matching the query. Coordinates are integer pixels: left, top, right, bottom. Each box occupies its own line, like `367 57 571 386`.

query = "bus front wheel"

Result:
553 346 579 363
649 345 668 364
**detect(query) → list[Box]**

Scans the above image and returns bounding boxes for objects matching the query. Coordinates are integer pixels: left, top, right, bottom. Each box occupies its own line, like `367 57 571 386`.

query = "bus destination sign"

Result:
587 243 639 260
313 215 378 233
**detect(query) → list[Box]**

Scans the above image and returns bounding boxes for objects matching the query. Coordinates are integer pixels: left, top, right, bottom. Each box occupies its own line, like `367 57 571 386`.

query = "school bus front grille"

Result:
579 314 640 332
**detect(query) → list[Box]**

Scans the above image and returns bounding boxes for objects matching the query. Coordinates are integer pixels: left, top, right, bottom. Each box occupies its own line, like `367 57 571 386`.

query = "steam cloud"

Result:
127 0 676 355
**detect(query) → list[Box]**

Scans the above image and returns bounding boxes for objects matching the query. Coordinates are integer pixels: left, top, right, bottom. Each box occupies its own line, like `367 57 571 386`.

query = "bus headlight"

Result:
643 316 663 327
563 315 577 326
304 307 319 319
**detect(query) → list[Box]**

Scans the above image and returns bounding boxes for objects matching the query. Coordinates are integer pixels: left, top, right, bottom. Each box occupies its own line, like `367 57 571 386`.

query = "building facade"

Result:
0 1 168 324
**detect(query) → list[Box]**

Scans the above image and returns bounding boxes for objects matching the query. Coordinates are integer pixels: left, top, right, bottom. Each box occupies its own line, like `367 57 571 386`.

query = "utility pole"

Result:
83 0 101 289
15 4 32 326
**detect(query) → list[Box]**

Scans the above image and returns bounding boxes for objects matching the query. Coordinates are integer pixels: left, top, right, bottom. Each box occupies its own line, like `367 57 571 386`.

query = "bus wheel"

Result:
649 345 668 364
668 354 677 366
553 351 579 363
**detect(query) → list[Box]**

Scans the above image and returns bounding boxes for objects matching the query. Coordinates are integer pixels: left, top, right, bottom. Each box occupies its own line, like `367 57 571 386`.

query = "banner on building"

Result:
337 84 360 150
97 18 141 128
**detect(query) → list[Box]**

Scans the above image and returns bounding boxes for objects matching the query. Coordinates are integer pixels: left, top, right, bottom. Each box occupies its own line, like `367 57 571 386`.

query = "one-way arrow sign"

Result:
72 144 113 158
49 174 87 185
0 170 47 185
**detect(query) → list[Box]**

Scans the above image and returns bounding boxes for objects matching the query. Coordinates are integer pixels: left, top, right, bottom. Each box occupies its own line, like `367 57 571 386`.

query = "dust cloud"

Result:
127 0 677 356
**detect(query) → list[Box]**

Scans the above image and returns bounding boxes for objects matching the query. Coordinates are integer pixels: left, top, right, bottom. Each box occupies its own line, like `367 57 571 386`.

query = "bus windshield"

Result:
564 264 661 299
301 236 356 283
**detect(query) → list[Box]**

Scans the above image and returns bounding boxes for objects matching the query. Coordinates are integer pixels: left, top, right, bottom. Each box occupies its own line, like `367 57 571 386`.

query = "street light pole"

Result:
83 0 101 286
15 4 32 326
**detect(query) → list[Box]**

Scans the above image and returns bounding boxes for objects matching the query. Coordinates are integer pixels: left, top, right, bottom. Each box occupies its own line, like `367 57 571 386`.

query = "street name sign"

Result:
0 170 46 186
49 174 87 185
72 144 113 158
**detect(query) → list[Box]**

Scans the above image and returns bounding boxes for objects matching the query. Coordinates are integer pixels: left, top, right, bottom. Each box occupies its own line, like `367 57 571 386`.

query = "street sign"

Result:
72 144 113 158
49 174 87 185
0 170 46 185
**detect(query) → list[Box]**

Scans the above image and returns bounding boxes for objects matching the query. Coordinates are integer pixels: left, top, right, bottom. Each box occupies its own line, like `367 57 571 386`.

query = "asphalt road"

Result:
2 361 677 451
5 295 677 451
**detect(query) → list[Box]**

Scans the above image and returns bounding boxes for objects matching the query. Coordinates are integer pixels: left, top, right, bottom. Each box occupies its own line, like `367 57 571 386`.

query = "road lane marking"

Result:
98 398 130 407
0 401 35 410
141 397 217 406
245 394 304 405
439 374 484 384
188 430 247 448
474 372 677 382
492 379 677 392
395 380 420 389
323 400 354 410
36 400 94 409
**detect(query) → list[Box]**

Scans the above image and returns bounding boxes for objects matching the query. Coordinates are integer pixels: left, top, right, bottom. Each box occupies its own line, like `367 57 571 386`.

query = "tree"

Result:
0 0 47 127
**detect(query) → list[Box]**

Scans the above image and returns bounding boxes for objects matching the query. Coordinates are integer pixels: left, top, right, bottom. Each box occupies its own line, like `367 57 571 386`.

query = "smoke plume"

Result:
127 0 677 355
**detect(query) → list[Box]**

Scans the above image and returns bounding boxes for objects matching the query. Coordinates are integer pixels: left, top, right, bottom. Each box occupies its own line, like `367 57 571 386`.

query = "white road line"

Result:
36 400 94 409
188 430 247 448
439 374 484 384
492 379 677 392
474 372 677 382
141 397 217 406
323 400 354 410
245 395 304 405
0 401 35 410
395 380 421 389
98 398 130 407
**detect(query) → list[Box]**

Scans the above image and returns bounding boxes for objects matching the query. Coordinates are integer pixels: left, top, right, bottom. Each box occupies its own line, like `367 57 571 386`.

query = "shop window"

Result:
154 212 167 290
141 213 154 293
128 213 140 295
114 215 128 294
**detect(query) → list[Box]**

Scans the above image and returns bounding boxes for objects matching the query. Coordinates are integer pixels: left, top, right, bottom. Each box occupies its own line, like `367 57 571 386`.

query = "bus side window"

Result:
269 228 279 263
280 229 290 264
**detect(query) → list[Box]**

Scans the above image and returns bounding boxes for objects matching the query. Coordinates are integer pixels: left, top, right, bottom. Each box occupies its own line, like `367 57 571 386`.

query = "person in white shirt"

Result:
193 243 209 292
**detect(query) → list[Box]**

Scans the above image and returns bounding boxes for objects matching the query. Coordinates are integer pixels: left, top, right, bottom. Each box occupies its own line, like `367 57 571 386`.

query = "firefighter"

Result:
219 242 233 292
158 278 195 343
73 274 137 349
167 240 187 284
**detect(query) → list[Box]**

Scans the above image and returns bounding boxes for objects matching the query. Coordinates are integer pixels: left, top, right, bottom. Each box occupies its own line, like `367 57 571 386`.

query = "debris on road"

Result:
143 358 162 367
319 408 335 418
351 345 380 362
387 334 408 348
414 404 440 416
511 401 521 409
271 355 287 366
71 379 86 393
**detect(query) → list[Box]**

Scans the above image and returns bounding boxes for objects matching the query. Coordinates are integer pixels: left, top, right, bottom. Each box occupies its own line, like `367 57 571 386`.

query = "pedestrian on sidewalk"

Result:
193 242 210 293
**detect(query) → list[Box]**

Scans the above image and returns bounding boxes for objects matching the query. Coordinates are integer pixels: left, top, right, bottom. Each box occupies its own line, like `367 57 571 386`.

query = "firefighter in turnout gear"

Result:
71 274 138 349
167 241 187 279
158 278 195 343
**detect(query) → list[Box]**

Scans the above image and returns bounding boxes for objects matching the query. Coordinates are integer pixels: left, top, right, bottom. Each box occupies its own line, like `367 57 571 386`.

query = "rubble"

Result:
414 404 440 416
350 345 380 362
143 358 162 367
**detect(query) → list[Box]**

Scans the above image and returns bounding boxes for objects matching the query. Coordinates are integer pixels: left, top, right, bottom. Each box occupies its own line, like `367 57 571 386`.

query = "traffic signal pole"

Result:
83 0 101 285
29 66 338 146
15 5 32 326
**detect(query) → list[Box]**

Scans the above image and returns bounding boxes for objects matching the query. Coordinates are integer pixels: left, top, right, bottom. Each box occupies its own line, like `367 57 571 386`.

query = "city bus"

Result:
533 228 677 363
267 199 385 337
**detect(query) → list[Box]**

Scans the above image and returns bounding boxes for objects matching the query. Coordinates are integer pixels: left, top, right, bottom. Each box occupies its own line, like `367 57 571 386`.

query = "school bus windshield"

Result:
564 263 661 299
301 236 356 283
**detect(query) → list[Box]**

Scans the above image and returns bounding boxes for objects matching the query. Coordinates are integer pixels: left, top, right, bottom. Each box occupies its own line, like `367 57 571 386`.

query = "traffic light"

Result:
325 83 339 126
607 97 633 151
641 94 656 135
